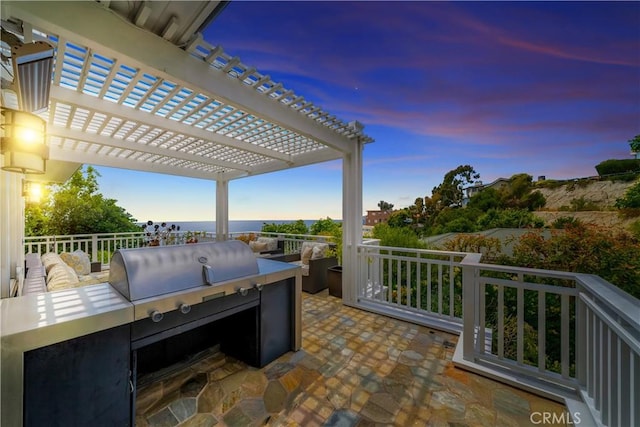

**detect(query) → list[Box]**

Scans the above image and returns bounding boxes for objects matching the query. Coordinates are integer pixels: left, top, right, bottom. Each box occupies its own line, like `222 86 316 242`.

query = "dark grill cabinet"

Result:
23 325 131 427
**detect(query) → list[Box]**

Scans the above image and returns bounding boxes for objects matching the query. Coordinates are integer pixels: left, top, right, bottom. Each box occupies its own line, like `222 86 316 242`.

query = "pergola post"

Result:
216 177 229 241
342 128 364 306
0 170 25 298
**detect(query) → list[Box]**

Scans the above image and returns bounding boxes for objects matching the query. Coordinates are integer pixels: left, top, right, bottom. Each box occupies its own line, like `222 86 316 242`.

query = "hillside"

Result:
536 180 633 210
534 179 638 229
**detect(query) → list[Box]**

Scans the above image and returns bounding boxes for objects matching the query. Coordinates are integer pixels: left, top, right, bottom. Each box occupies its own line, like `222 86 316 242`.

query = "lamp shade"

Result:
1 108 48 174
11 41 54 113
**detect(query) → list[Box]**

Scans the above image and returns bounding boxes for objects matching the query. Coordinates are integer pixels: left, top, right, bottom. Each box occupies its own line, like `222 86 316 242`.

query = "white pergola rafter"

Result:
50 86 294 166
1 1 371 176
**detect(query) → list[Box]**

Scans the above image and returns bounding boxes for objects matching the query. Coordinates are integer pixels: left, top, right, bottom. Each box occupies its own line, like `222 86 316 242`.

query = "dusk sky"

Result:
96 1 640 222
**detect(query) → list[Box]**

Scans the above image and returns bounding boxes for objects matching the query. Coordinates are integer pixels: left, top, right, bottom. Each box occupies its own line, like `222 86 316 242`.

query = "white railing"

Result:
357 242 468 333
24 232 145 265
229 231 334 254
24 231 328 265
356 242 639 427
24 231 216 265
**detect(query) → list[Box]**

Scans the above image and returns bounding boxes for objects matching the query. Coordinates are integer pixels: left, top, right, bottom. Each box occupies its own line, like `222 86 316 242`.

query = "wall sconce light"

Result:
23 180 43 204
1 107 49 174
11 41 54 113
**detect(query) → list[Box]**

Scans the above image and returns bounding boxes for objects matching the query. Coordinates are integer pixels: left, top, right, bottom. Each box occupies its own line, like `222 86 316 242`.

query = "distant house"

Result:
462 177 510 206
365 210 392 226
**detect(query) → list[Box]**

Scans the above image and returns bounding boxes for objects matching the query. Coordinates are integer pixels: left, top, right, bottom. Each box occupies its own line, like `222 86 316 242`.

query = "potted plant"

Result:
184 231 198 244
327 226 343 298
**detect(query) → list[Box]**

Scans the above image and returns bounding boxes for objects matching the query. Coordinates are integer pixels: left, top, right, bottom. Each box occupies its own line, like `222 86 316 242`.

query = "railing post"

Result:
462 258 478 361
576 288 587 387
91 235 98 262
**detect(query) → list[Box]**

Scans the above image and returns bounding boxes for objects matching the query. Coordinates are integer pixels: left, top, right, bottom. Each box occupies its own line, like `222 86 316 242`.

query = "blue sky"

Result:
95 1 639 222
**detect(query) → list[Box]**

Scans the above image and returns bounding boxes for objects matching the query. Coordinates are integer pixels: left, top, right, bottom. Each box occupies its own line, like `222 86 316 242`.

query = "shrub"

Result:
595 159 640 176
507 224 640 298
615 180 640 209
309 217 340 235
372 223 427 249
629 219 640 240
551 216 583 229
442 234 502 261
477 209 544 229
535 179 565 190
261 220 308 235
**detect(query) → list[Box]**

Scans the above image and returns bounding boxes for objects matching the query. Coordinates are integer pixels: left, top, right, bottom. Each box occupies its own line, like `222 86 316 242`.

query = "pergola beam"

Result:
48 145 240 181
50 86 293 164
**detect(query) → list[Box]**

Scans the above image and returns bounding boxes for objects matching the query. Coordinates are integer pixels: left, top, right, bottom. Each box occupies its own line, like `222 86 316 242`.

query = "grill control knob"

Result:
254 283 264 291
150 310 164 323
179 303 191 314
237 287 249 297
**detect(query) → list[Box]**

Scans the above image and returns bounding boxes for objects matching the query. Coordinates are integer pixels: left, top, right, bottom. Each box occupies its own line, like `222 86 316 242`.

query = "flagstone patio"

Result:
135 291 567 427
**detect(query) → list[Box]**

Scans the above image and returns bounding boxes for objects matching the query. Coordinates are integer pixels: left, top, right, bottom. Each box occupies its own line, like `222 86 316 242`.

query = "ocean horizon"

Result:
139 219 324 233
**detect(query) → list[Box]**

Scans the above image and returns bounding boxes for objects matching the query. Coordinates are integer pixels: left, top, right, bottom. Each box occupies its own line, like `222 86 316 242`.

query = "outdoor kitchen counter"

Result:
1 283 133 427
1 258 299 350
0 257 301 427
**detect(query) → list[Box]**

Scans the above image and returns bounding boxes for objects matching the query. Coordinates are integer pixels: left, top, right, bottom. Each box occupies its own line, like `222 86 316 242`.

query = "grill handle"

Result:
202 265 215 285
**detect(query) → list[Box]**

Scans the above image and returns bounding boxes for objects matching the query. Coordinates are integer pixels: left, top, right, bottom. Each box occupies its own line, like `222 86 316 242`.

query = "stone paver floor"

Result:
136 291 567 426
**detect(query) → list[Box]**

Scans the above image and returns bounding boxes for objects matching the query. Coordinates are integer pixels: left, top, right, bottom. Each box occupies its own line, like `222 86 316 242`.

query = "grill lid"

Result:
109 240 259 302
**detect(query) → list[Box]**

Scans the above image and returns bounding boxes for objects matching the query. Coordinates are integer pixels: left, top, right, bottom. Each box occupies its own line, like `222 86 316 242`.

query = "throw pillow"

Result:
60 250 91 275
249 241 269 252
41 252 64 273
301 246 314 265
311 245 326 260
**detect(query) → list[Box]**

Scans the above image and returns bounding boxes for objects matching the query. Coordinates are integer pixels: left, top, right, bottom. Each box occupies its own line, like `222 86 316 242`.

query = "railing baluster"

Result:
538 291 546 372
561 294 570 378
427 263 432 313
387 257 392 302
396 257 401 305
498 284 504 359
416 255 421 310
618 340 630 426
478 281 485 355
449 259 454 318
588 307 595 398
576 293 586 386
609 331 618 427
595 316 602 411
406 260 412 308
517 274 524 365
438 264 443 315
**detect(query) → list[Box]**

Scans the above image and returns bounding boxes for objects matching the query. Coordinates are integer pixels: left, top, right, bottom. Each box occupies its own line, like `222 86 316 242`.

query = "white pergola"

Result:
0 1 372 303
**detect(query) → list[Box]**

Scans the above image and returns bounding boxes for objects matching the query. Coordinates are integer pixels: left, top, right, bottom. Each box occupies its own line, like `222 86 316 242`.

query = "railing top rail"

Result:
460 258 579 281
576 273 640 331
357 243 470 259
229 231 335 242
24 232 144 240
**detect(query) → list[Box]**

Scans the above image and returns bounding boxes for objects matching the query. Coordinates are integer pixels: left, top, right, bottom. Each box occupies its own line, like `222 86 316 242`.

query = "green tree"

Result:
432 165 480 208
377 200 394 211
387 209 413 228
25 166 139 236
500 174 546 211
630 135 640 156
261 220 308 235
309 217 340 235
467 187 501 211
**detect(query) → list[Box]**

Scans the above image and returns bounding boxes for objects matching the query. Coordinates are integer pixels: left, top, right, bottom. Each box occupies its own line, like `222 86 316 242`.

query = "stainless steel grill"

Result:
108 240 300 370
110 240 259 302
